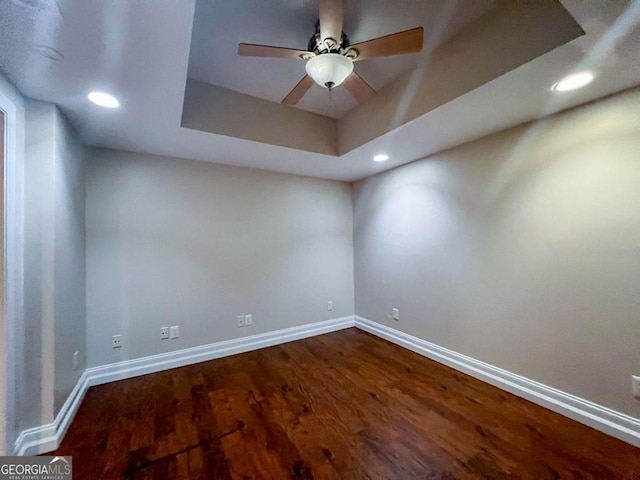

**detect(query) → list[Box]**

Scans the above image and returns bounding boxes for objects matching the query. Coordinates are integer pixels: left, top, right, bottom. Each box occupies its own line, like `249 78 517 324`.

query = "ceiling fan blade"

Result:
318 0 346 44
282 75 315 105
350 27 424 61
342 72 375 104
238 43 311 60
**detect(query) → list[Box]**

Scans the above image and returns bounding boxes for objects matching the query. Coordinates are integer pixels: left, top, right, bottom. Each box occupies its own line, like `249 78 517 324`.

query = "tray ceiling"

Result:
182 1 585 156
187 0 496 119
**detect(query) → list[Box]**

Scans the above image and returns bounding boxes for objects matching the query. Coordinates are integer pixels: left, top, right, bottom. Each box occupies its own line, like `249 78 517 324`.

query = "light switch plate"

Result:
170 325 180 339
633 375 640 399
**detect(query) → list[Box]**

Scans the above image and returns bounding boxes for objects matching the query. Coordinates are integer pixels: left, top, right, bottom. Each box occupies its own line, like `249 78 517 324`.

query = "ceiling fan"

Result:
237 0 424 106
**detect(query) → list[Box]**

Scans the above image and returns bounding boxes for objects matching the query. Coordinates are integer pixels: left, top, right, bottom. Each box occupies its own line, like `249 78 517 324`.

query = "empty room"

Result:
1 0 640 478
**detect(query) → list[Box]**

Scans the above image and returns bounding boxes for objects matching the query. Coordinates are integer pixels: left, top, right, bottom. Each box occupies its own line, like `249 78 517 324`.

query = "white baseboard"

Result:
14 370 91 456
13 316 354 455
355 315 640 448
85 316 354 387
15 314 640 455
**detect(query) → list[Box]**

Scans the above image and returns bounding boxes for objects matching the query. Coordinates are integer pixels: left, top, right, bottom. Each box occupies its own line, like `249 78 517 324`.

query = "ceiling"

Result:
188 0 495 119
0 1 639 182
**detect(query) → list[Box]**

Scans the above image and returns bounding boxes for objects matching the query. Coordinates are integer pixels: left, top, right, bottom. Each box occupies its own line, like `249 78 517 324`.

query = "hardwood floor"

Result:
52 328 640 479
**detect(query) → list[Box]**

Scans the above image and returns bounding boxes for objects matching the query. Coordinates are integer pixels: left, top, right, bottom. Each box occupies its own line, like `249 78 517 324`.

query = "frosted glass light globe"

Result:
305 53 354 89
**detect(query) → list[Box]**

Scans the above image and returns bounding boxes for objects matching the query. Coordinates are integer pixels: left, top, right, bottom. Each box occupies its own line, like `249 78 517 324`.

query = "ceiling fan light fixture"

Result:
305 53 353 89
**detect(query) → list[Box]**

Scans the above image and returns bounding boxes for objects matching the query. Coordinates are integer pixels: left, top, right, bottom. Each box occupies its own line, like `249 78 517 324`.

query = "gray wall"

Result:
22 100 55 431
21 101 86 431
86 150 354 367
52 109 86 414
353 88 640 418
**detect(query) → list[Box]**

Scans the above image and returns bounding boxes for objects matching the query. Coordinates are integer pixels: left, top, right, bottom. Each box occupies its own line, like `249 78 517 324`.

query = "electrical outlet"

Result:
73 351 80 370
160 327 169 339
170 325 180 339
392 308 400 321
327 301 333 311
633 375 640 399
112 334 122 348
245 314 253 326
237 315 245 327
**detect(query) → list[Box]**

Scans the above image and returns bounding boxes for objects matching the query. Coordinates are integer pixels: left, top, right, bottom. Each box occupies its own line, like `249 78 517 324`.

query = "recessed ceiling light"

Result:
373 154 389 162
88 91 120 108
551 71 594 92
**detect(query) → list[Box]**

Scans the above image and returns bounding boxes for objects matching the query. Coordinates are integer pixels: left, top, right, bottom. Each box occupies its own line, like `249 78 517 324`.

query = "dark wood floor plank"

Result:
336 330 640 476
250 345 396 479
202 357 303 479
280 342 419 479
287 334 476 477
310 332 538 474
239 349 344 479
51 328 640 479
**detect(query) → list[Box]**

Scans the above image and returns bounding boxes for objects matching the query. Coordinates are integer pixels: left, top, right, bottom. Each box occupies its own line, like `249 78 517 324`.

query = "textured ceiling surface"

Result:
0 1 639 181
187 0 495 119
